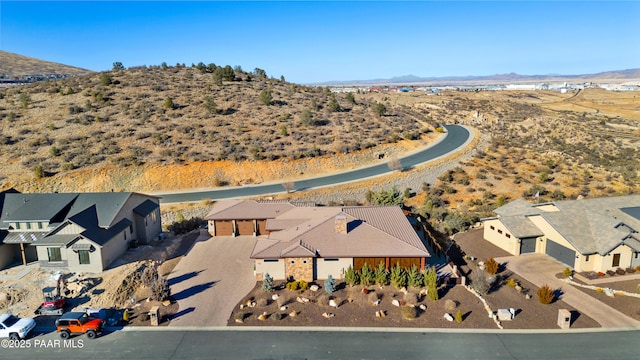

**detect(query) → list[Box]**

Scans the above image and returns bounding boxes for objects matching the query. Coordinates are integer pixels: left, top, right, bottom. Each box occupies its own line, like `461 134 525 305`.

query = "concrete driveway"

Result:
167 235 257 326
496 253 640 328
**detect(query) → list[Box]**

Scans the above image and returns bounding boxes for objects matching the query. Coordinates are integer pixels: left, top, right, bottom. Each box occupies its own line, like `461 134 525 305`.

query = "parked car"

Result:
0 314 36 340
55 312 104 339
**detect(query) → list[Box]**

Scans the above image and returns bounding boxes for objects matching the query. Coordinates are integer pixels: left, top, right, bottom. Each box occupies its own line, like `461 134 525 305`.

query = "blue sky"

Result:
1 1 638 83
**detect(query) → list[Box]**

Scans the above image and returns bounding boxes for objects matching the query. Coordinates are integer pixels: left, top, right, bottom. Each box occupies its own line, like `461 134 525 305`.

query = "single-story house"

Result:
0 190 162 272
482 196 640 272
205 200 431 281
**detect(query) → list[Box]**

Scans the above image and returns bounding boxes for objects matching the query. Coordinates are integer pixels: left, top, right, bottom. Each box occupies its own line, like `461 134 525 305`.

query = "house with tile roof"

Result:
205 200 431 281
482 196 640 272
0 190 161 272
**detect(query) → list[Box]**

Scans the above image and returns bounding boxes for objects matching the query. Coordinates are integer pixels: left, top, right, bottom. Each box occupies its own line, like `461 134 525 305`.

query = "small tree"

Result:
299 109 314 126
360 263 373 286
112 61 124 71
324 275 336 294
374 102 386 117
203 96 218 114
34 165 45 179
485 258 499 275
390 263 407 289
262 273 274 292
149 276 170 301
19 93 31 109
537 284 555 304
344 265 359 287
100 73 112 86
424 266 439 301
163 97 175 110
259 89 273 106
282 181 295 193
327 94 341 112
374 261 389 286
469 269 495 295
407 264 424 288
345 92 356 105
387 157 402 172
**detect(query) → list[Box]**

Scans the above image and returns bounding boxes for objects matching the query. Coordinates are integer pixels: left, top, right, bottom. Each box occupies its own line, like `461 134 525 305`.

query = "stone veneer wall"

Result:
285 257 313 281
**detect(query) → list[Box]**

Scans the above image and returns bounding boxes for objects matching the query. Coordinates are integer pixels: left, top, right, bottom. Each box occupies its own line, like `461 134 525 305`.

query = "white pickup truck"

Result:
0 314 36 340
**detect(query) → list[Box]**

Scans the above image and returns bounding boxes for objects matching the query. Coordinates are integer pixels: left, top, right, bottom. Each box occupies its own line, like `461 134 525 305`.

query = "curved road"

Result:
157 124 472 203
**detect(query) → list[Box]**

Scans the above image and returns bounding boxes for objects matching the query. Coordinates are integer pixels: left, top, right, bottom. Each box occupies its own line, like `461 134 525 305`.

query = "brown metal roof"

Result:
204 200 299 220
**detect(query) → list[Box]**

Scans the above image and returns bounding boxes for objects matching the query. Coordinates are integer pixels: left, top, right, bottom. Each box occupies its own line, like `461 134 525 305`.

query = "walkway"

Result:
496 254 640 328
0 263 37 281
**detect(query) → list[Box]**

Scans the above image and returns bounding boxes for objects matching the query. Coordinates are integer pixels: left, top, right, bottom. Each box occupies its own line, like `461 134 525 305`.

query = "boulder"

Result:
258 313 267 321
392 299 400 307
310 285 319 292
272 294 279 300
444 313 454 322
322 312 334 319
280 306 287 311
289 310 297 317
419 304 427 311
329 299 338 308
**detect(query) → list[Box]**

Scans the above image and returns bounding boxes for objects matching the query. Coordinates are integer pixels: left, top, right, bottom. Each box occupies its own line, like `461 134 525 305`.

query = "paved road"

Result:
496 254 640 328
167 235 257 327
4 328 639 359
156 124 472 203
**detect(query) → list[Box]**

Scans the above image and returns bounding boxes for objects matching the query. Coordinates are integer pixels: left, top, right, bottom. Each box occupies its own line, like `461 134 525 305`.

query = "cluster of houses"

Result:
1 188 639 279
329 82 638 94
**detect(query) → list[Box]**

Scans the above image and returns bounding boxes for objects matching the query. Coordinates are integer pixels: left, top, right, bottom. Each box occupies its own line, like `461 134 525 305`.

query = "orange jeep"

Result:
55 312 104 339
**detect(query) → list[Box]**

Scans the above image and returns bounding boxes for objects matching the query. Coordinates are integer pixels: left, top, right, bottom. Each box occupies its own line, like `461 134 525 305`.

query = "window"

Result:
290 260 295 264
26 222 31 230
15 222 20 230
37 222 43 229
324 258 339 262
506 234 511 238
490 225 495 230
47 247 62 262
498 229 503 234
264 259 279 263
129 225 133 234
612 253 621 267
302 260 307 264
78 250 90 265
635 252 639 259
152 210 158 224
585 255 590 262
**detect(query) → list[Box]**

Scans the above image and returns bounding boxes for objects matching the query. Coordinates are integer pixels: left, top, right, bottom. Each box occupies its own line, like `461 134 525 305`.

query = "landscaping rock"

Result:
310 285 319 292
272 294 279 300
235 318 243 324
258 313 267 321
289 310 297 317
329 299 338 308
604 288 615 297
280 306 287 311
419 304 427 311
444 313 454 322
322 312 334 319
392 299 400 307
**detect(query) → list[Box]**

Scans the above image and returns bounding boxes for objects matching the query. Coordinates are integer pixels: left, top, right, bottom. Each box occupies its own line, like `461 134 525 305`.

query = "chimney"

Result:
335 213 347 234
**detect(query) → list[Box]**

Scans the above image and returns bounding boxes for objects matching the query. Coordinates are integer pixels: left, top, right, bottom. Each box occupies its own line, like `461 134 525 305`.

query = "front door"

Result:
612 253 621 267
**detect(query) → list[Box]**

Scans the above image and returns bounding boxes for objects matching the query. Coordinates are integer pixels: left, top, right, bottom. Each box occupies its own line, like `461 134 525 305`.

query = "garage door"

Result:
520 238 536 254
546 239 575 267
214 220 233 236
236 220 254 236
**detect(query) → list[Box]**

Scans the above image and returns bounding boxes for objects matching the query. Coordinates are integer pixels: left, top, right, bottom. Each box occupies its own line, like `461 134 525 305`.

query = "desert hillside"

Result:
0 51 93 80
0 61 437 192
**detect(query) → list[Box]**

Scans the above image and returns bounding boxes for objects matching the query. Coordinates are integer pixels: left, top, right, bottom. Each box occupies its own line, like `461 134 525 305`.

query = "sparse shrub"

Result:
444 299 458 311
537 284 555 304
149 276 170 301
505 278 517 287
345 265 359 287
390 263 407 289
563 267 573 278
615 268 626 276
262 273 274 292
141 264 159 287
403 292 419 305
234 312 246 322
485 258 499 275
163 97 175 109
256 297 268 307
469 269 495 295
324 275 336 294
298 280 309 291
455 309 463 323
316 293 329 306
286 281 300 291
270 312 282 321
401 305 418 320
34 165 45 179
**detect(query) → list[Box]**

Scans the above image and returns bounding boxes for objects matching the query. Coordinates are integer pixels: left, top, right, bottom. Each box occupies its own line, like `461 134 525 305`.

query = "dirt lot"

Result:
0 230 200 327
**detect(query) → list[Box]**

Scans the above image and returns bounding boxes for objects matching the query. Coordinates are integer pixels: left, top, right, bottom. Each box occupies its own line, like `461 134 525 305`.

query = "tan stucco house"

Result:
0 190 162 273
482 196 640 272
205 200 432 281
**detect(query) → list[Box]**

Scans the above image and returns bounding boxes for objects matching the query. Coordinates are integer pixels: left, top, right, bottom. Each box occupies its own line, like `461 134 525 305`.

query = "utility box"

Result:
558 309 571 329
149 306 160 326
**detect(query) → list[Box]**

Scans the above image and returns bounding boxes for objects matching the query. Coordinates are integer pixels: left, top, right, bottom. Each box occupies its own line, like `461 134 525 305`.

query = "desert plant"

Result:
259 89 273 106
469 269 495 295
367 291 379 303
424 266 439 301
324 275 336 294
141 263 159 287
298 280 309 291
403 292 419 305
455 309 463 323
400 305 418 320
360 263 373 286
344 265 359 287
390 263 407 289
485 257 499 275
163 96 175 109
270 312 282 321
537 284 555 304
445 299 458 311
505 278 517 287
262 273 274 292
234 312 246 322
149 276 170 301
34 165 45 179
374 261 389 286
407 264 424 288
256 297 268 307
563 267 573 278
286 281 300 291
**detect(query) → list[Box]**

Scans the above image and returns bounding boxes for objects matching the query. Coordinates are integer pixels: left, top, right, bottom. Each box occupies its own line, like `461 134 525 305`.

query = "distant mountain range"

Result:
315 69 640 86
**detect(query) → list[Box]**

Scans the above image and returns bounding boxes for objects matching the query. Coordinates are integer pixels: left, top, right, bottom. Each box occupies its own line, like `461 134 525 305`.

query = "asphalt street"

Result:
3 328 638 359
156 124 472 203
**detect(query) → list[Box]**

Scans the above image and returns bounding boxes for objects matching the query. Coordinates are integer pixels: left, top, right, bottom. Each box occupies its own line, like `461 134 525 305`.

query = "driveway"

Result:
167 235 257 326
496 253 640 328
